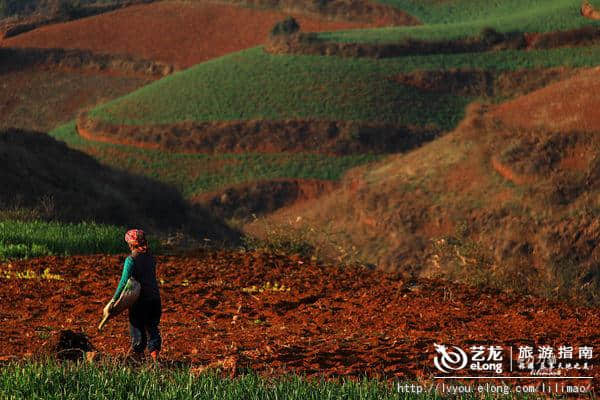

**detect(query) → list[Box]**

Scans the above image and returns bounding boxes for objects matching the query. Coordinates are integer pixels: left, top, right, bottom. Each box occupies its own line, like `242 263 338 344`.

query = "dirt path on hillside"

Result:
1 251 599 390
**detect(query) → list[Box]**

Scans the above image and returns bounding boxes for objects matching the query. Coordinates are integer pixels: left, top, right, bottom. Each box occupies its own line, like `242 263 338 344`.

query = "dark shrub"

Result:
479 27 505 46
315 0 331 9
58 0 84 19
0 0 37 17
271 16 300 36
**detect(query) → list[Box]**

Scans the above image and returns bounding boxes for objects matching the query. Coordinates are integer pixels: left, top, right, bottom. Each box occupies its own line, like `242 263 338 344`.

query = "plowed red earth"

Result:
0 2 379 69
2 251 599 388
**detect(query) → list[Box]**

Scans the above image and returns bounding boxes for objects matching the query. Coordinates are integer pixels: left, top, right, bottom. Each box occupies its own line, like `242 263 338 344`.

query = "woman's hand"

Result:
104 299 115 314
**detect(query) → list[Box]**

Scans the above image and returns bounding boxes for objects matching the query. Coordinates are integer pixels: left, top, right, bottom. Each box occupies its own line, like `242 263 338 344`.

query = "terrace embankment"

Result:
0 47 173 78
265 25 600 58
393 67 579 97
76 115 440 155
0 0 154 40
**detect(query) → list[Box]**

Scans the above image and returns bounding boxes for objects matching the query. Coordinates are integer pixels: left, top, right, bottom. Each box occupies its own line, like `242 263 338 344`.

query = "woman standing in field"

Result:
110 229 162 362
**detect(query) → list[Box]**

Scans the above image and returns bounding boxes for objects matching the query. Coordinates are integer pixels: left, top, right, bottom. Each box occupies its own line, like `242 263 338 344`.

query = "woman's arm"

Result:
113 257 134 300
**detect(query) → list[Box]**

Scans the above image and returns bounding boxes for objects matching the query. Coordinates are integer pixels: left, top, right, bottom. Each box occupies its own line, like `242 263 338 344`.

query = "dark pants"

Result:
129 298 162 354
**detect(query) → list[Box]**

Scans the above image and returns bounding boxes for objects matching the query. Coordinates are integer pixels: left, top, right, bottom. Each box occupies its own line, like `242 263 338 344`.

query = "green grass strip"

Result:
0 220 137 259
0 361 547 399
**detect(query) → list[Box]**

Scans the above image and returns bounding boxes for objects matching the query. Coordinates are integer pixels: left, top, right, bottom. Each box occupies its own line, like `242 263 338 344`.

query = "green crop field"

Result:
0 220 136 259
88 48 470 129
50 123 380 198
88 46 600 129
0 361 541 400
319 0 600 43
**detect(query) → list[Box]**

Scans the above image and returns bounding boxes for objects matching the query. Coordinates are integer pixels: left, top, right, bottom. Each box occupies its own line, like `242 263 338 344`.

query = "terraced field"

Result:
1 1 377 68
320 0 600 42
86 45 600 127
0 68 150 132
68 43 600 201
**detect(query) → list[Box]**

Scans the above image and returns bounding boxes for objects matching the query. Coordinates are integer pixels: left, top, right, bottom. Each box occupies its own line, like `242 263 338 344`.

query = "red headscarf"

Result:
125 229 149 253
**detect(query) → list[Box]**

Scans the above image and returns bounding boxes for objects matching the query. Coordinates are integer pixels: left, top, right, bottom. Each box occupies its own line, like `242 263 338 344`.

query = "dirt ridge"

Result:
76 114 440 155
393 67 579 98
0 46 174 77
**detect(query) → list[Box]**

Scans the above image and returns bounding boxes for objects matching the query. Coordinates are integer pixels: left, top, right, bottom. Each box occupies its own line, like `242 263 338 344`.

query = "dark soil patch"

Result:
192 179 338 221
526 25 600 49
41 330 94 361
77 115 440 156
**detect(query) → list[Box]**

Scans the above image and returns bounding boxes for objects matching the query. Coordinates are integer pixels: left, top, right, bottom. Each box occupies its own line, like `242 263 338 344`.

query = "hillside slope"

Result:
247 68 600 303
0 128 234 239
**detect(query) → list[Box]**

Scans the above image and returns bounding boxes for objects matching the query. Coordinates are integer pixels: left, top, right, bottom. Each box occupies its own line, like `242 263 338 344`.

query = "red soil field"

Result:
490 67 600 133
1 1 380 69
0 67 150 132
1 251 599 388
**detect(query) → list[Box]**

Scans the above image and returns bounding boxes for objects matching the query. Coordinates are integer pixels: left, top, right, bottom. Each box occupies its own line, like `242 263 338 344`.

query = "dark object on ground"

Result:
51 330 94 361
